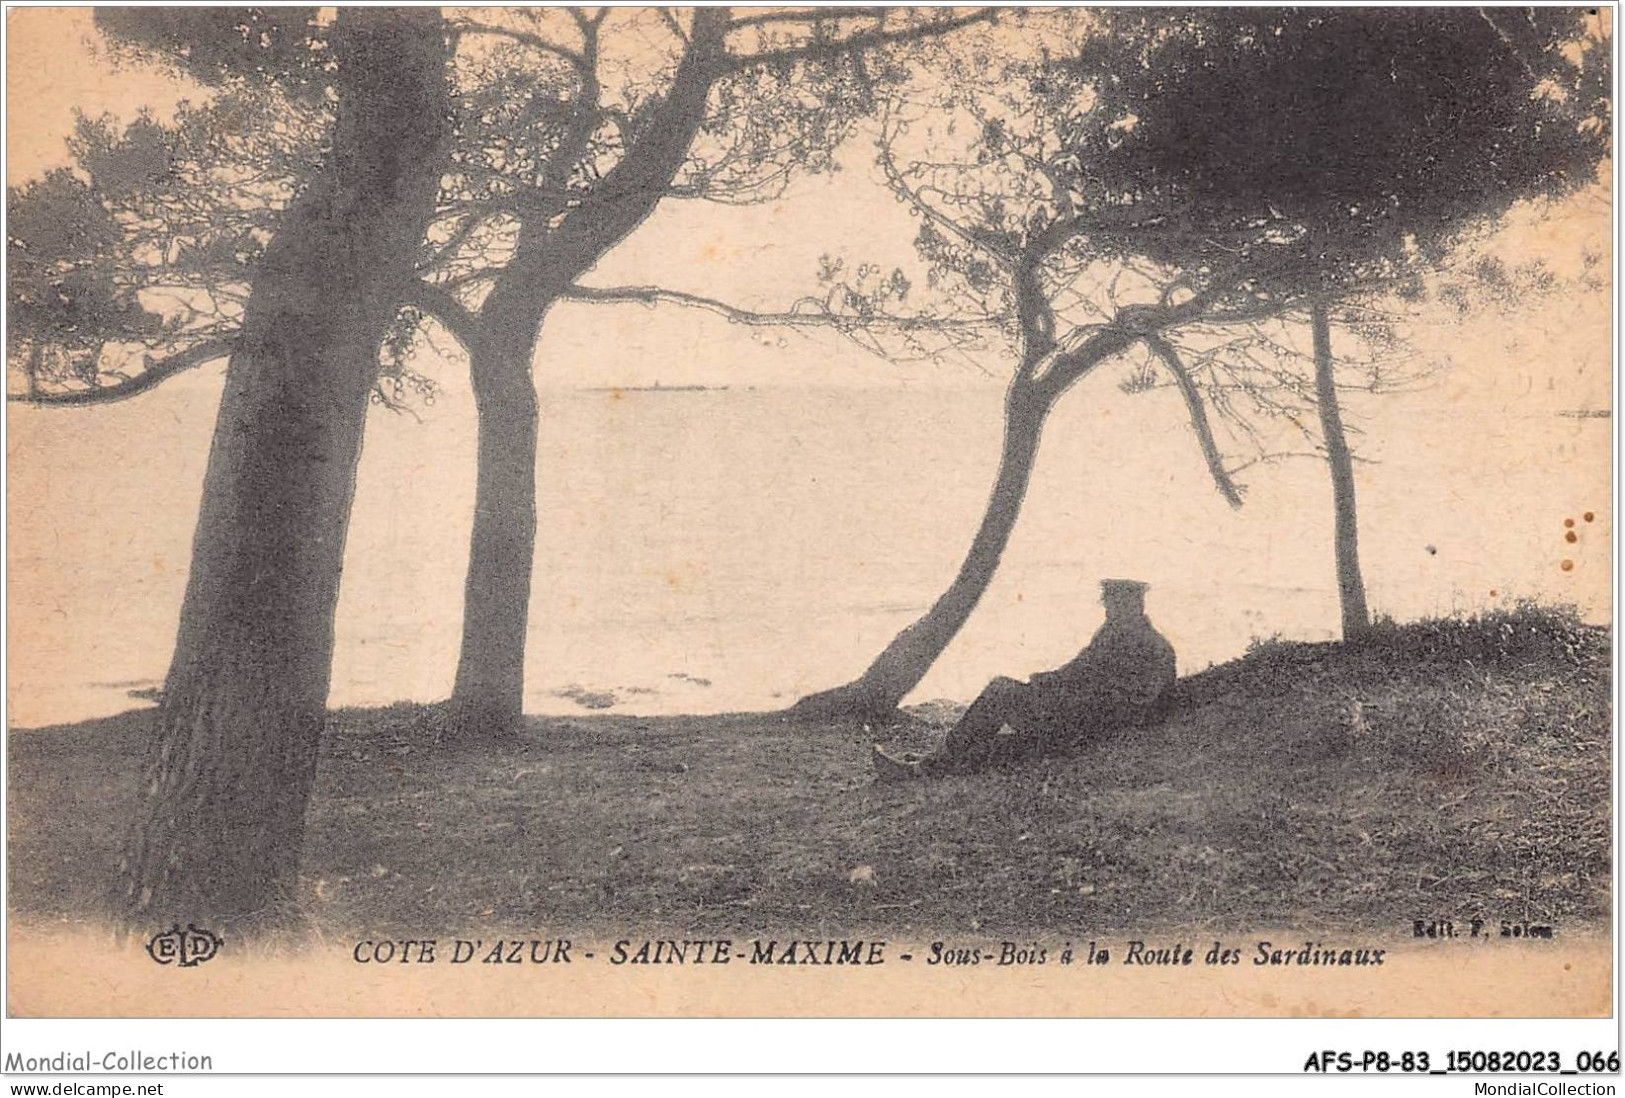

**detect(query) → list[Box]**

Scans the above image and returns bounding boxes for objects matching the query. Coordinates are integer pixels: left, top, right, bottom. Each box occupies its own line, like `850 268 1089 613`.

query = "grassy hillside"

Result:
7 607 1610 940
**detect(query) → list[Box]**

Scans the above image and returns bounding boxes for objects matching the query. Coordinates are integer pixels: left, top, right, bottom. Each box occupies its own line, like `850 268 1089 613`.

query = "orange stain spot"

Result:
1489 589 1498 597
665 571 683 590
1561 560 1575 572
1584 511 1595 522
609 388 624 401
1566 531 1578 543
1564 518 1575 528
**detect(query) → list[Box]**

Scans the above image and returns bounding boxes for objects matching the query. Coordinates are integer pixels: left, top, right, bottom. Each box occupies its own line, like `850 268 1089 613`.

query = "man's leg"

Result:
922 677 1035 776
1037 692 1115 757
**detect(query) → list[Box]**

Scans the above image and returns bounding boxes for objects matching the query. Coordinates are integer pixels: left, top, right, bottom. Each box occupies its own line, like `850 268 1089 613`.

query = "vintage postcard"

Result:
3 4 1615 1034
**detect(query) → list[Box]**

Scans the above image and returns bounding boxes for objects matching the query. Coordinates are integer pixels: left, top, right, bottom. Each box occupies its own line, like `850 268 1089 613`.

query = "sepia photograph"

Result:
2 3 1615 1037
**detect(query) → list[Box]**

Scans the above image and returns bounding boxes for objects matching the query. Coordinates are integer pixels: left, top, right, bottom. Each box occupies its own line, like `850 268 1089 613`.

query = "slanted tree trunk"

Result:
442 10 730 741
788 311 1152 723
1310 297 1372 639
446 284 549 742
121 10 450 926
790 381 1050 721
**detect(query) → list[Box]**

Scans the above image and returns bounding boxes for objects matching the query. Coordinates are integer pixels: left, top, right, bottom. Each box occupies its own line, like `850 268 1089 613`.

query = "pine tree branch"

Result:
1144 333 1245 509
561 283 996 333
447 19 592 79
398 280 484 354
11 338 235 407
723 8 997 72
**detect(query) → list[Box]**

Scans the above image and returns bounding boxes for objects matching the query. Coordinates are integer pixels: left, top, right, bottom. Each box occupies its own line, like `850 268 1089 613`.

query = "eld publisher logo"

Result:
145 924 223 967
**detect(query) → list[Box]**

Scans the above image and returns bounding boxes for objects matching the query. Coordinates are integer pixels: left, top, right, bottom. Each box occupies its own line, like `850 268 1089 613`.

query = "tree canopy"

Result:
1063 8 1611 299
8 8 1000 405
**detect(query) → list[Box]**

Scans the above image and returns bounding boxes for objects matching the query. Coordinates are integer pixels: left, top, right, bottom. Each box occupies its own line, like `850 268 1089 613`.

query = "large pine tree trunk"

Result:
120 10 450 926
1311 298 1372 639
446 291 547 742
790 383 1051 721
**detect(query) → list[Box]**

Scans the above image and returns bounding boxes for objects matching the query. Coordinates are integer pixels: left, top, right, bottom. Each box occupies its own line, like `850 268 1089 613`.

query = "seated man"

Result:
874 579 1176 780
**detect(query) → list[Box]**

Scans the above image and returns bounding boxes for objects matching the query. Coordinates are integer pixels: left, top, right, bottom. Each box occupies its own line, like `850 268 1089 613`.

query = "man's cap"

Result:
1100 578 1150 598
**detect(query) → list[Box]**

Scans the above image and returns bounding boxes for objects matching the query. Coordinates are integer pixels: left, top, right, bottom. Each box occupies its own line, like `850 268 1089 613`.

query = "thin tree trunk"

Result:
790 382 1050 721
1311 297 1372 639
120 10 450 926
442 11 730 741
446 294 546 741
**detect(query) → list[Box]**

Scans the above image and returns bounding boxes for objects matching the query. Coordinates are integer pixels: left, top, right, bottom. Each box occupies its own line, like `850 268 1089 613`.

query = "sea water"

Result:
6 371 1609 727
